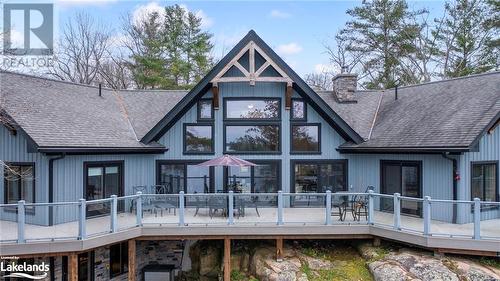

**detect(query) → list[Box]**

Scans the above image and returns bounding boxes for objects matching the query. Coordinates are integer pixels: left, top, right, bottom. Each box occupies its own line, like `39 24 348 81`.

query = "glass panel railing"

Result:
233 193 278 226
372 193 394 228
283 193 326 225
44 202 79 241
429 200 473 239
399 196 424 234
0 204 18 243
332 193 370 224
140 194 179 226
117 195 139 231
479 201 500 240
85 199 112 237
184 193 228 226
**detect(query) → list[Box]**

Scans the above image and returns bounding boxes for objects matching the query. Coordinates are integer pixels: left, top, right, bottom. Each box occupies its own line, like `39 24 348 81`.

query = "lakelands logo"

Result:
1 258 49 280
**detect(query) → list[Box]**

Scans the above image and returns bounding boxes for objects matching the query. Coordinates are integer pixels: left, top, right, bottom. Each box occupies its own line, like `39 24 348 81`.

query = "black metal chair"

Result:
352 186 375 221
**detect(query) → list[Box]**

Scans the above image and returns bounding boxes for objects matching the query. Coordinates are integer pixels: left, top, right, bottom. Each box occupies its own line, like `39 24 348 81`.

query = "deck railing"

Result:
1 191 499 244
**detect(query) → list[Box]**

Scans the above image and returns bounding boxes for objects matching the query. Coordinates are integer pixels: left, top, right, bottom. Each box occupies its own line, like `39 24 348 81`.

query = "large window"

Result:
225 160 280 193
183 124 214 154
471 162 498 205
84 161 123 217
292 160 347 206
291 124 320 153
3 162 35 205
157 161 214 194
110 242 128 278
78 252 95 281
224 98 280 120
224 125 280 153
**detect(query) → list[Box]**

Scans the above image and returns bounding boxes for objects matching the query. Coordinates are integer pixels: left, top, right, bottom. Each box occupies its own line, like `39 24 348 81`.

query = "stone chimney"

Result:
332 71 357 103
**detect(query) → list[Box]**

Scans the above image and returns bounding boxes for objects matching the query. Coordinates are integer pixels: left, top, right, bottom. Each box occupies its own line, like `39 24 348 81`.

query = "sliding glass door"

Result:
381 161 422 216
84 161 123 217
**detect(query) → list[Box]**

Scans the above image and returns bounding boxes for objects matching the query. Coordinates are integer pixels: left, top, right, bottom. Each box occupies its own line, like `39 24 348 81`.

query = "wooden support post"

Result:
276 237 283 262
68 254 78 281
128 239 136 281
212 84 219 110
285 83 292 110
224 237 231 281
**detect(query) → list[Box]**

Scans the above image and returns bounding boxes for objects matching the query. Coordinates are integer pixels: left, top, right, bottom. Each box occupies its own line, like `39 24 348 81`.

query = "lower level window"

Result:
110 242 128 278
471 162 498 204
78 252 95 281
293 161 347 193
3 163 35 204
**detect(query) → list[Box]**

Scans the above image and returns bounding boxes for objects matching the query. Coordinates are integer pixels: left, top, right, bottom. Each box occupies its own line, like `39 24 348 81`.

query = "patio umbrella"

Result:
196 154 257 167
196 155 257 192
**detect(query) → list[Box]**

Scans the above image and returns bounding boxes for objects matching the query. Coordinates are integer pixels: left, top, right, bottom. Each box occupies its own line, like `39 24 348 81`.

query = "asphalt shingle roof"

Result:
0 71 188 150
320 72 500 150
1 70 498 152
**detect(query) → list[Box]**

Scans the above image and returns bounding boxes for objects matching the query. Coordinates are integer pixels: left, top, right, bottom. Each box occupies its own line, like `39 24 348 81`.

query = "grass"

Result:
299 241 374 281
477 257 500 269
230 270 259 281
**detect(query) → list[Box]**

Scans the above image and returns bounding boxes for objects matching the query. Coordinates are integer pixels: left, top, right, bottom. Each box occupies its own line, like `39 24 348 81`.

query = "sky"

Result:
4 0 446 76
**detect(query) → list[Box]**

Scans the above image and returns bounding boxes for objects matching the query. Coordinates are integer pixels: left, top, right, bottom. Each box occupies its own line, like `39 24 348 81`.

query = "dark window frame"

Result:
290 98 307 121
77 251 95 281
290 123 321 155
380 160 423 217
156 160 216 193
3 162 35 214
83 161 124 217
223 122 282 155
290 159 349 193
109 242 128 278
223 159 281 192
197 98 214 121
183 123 215 155
470 161 499 212
223 97 282 121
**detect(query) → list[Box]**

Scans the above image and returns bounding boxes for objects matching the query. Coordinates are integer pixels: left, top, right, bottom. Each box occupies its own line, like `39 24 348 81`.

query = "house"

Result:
0 30 499 280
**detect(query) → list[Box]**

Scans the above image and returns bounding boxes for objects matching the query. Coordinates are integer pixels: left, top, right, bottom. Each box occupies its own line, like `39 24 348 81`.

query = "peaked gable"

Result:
141 30 364 144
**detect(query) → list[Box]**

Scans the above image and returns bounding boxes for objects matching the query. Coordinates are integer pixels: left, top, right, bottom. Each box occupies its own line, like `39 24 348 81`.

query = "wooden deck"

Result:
1 207 499 256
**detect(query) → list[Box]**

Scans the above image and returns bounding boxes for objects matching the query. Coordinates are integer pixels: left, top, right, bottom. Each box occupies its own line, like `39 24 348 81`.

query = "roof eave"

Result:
38 146 168 155
336 146 469 154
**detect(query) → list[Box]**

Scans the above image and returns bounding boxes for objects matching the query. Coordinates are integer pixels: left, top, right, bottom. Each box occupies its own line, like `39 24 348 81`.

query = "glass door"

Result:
85 162 123 217
381 161 422 216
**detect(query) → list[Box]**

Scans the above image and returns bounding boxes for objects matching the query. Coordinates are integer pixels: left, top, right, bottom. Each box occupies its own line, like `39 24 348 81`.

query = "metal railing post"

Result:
277 191 284 225
228 191 234 225
423 196 431 236
136 192 142 227
393 193 401 230
17 200 25 243
110 195 118 233
325 190 332 225
179 191 185 226
368 190 374 225
79 199 86 240
473 198 481 240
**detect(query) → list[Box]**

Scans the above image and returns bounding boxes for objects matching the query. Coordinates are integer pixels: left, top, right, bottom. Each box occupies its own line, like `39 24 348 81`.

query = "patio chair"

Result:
352 186 375 221
208 195 227 218
150 185 177 216
331 194 349 221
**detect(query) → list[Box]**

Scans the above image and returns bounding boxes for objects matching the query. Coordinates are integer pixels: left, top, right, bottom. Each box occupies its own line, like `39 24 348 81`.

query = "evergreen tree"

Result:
339 0 425 89
434 0 498 78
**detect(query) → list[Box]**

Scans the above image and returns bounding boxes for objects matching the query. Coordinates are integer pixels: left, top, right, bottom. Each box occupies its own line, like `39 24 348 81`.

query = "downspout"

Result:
441 152 458 223
48 153 66 226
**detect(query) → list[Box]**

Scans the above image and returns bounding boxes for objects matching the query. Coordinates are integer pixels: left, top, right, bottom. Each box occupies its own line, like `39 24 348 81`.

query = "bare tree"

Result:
304 72 333 91
323 34 363 74
99 53 133 90
48 12 112 85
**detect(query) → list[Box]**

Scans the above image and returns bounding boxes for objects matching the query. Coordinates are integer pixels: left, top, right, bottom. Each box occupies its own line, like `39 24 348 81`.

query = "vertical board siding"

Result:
158 82 347 193
347 154 454 222
0 126 49 225
457 127 500 223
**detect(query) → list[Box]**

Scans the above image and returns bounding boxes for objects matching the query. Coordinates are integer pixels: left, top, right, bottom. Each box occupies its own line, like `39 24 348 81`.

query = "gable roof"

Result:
329 72 500 153
141 30 364 144
0 71 188 154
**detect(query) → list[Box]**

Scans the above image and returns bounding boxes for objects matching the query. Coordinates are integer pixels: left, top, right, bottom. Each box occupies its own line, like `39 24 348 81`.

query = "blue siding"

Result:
457 127 500 223
158 82 347 193
0 126 49 225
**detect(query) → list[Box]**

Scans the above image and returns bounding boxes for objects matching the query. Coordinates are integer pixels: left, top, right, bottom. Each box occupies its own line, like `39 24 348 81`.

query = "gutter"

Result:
48 153 66 226
441 152 458 224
